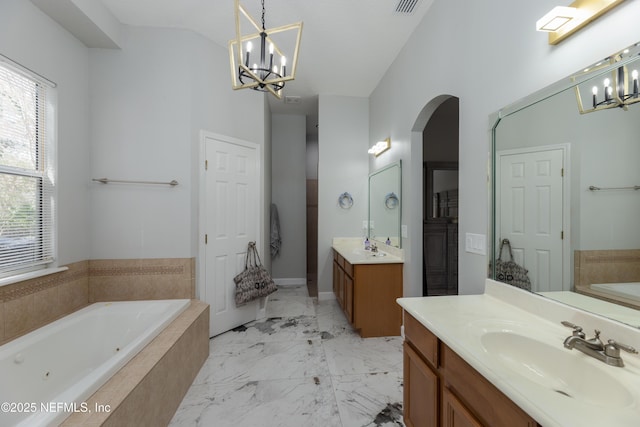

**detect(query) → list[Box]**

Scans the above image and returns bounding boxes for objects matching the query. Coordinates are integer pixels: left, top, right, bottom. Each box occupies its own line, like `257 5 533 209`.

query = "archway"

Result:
409 95 460 297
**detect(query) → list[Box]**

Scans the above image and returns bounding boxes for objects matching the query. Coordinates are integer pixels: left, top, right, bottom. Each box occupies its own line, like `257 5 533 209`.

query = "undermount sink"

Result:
480 331 634 409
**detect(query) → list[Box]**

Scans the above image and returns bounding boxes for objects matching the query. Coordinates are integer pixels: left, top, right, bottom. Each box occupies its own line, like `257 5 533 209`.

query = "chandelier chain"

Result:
261 0 265 31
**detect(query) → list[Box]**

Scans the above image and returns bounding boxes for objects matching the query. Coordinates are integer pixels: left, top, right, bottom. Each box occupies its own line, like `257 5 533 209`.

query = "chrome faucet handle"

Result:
561 321 586 338
606 339 638 356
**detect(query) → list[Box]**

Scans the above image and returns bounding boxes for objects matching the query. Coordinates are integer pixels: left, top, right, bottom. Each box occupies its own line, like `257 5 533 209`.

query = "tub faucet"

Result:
561 321 638 367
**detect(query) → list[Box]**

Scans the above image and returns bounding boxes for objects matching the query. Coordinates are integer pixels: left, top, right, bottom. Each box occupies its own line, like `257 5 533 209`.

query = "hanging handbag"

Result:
234 242 278 306
494 239 532 291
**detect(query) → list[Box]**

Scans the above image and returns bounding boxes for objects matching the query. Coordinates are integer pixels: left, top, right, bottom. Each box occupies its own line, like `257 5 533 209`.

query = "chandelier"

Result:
573 46 640 114
228 0 302 99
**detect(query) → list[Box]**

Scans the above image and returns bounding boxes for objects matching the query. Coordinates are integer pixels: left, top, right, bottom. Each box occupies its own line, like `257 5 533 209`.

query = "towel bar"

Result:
92 178 179 186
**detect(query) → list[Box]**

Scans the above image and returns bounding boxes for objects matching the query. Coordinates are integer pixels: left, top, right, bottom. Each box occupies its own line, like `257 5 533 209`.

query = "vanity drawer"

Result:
441 344 538 427
404 313 438 368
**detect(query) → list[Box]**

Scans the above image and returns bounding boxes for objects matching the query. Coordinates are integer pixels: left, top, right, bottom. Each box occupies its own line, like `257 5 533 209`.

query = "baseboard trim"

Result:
273 278 307 286
318 291 336 301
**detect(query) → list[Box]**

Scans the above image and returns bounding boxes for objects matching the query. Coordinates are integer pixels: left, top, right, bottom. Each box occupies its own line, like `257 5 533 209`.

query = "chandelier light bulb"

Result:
269 43 274 54
245 41 253 67
633 70 639 80
592 86 598 95
592 86 598 108
273 65 278 73
604 78 611 102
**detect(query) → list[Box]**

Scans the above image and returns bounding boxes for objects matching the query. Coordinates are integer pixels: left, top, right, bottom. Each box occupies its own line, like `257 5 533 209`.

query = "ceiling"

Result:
97 0 434 133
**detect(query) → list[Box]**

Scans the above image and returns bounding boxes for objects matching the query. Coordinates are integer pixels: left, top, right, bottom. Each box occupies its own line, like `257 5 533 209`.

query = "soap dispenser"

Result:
364 238 370 250
385 237 391 245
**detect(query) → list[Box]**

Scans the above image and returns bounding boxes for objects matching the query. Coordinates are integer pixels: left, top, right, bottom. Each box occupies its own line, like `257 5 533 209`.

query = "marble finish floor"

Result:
170 286 405 427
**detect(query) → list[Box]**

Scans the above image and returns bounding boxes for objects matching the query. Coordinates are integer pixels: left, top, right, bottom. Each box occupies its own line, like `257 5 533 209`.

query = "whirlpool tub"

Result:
0 299 191 427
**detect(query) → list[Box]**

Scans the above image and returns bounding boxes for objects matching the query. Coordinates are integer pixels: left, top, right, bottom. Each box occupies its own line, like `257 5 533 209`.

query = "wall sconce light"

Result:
368 138 391 157
536 0 625 45
536 6 579 32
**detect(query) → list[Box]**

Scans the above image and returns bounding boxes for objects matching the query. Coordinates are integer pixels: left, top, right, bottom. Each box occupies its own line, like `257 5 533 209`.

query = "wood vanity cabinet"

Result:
403 312 541 427
332 250 402 337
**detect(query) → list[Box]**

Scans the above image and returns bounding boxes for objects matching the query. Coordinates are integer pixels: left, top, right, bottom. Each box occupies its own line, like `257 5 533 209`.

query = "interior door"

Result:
497 147 565 292
203 133 262 337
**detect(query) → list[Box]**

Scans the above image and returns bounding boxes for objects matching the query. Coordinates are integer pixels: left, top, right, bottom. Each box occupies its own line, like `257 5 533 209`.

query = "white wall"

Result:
185 29 270 270
271 114 307 281
0 6 270 283
369 0 640 297
317 95 369 295
89 26 268 262
89 27 192 259
0 0 91 266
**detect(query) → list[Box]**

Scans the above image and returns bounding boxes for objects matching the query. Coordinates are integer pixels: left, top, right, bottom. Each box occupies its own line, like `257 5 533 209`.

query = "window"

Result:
0 59 55 278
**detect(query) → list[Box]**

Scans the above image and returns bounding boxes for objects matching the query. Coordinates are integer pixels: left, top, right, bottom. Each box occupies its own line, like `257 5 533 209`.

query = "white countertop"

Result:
332 237 404 265
398 280 640 427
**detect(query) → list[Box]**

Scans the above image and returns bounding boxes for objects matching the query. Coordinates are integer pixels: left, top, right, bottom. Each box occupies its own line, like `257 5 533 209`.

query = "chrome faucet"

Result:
561 321 638 367
370 243 378 253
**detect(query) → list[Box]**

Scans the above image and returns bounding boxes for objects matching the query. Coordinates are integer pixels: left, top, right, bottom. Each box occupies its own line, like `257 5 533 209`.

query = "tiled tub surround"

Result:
0 258 195 345
0 299 191 426
89 258 195 302
0 261 89 345
574 249 640 309
62 300 209 427
0 258 205 425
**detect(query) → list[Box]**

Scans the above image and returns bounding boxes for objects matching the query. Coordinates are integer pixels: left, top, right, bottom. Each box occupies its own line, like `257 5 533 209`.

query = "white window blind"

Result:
0 60 55 277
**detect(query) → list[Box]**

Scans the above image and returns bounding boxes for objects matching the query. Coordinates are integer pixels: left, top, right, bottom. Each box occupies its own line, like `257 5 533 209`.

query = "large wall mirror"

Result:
369 160 402 248
490 42 640 328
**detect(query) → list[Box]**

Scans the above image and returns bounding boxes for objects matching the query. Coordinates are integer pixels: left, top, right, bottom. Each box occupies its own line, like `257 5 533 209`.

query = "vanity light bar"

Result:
368 138 391 157
537 0 626 45
536 6 577 32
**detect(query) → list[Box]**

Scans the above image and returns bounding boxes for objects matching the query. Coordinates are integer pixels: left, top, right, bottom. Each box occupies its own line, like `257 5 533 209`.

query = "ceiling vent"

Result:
284 96 302 104
395 0 420 14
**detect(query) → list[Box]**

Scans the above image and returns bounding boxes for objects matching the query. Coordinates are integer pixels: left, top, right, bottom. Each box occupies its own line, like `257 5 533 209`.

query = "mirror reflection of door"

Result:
422 96 459 296
496 145 568 292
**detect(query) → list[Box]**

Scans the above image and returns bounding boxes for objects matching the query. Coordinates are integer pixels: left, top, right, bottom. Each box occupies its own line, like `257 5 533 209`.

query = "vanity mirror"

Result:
490 42 640 327
368 160 402 248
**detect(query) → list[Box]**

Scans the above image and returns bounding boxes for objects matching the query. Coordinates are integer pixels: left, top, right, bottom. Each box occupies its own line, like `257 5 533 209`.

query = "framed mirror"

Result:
490 42 640 327
368 160 402 248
